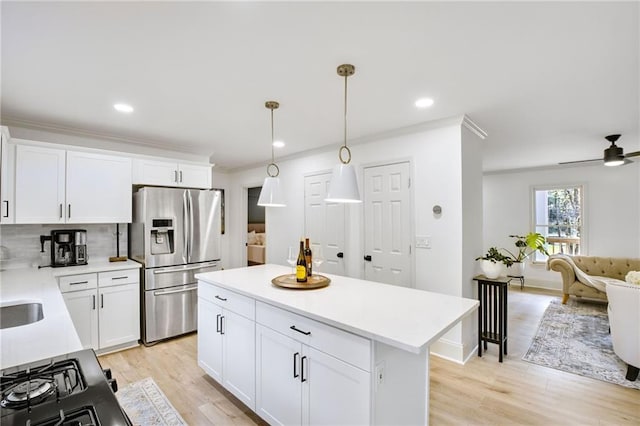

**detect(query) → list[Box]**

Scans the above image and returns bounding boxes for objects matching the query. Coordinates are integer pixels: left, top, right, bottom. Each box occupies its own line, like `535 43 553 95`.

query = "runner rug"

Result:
116 377 188 425
522 299 639 390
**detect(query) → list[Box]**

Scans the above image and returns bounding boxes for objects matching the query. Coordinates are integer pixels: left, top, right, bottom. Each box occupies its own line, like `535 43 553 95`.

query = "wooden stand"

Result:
271 274 330 290
473 275 510 362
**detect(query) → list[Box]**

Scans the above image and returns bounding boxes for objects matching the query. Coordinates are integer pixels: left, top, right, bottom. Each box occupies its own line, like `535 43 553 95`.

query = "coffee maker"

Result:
51 229 88 267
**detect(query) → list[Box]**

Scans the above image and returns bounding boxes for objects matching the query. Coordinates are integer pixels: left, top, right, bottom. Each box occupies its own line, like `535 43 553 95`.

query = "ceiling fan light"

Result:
604 145 624 166
257 176 286 207
325 163 362 203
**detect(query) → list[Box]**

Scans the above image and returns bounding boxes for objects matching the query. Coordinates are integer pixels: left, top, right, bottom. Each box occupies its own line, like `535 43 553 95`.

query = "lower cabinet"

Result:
60 268 140 352
197 284 256 410
197 281 371 425
255 324 371 426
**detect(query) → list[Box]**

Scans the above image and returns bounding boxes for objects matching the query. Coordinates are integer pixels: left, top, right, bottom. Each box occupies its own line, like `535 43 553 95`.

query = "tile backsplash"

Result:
0 224 128 268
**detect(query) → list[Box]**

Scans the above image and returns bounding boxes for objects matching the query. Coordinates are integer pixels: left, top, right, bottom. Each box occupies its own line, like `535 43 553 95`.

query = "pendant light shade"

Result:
258 101 286 207
325 163 361 203
326 64 362 204
258 175 286 207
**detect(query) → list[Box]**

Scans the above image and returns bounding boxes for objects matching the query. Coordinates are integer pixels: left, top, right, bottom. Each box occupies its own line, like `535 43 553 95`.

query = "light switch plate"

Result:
416 235 431 249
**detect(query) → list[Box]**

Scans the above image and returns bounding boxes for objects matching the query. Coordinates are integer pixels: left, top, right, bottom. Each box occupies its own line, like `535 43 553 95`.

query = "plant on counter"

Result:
502 232 549 262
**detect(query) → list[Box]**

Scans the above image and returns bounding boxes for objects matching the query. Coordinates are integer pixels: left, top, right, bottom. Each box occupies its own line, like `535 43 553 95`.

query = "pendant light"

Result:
257 101 286 207
325 64 362 203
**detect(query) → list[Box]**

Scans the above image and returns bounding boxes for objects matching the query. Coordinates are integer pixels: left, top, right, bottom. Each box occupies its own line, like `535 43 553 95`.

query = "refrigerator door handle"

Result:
153 262 219 274
188 190 194 264
182 190 189 264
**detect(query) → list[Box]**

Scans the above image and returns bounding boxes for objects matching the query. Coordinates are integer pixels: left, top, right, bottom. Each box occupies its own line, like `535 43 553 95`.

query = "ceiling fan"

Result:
559 134 640 167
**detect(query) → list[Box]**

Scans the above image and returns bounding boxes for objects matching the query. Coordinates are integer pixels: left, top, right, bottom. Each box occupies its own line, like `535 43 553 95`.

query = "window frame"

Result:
530 183 587 263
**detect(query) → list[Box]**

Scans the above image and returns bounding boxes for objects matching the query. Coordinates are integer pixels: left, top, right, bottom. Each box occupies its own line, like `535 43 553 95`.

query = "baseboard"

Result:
429 338 466 364
96 341 139 356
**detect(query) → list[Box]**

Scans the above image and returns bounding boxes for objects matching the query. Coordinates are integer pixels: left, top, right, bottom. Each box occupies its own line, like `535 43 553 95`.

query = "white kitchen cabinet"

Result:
254 303 371 426
197 283 255 410
133 158 211 189
62 287 99 350
66 151 132 223
14 143 132 224
59 268 140 353
0 127 15 224
15 144 66 223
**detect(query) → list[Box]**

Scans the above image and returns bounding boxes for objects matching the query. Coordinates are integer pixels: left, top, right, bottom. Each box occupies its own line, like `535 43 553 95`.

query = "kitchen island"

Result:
196 264 479 425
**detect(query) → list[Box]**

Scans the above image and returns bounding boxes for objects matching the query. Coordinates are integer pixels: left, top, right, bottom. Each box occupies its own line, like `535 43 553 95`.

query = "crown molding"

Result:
1 115 207 156
461 115 487 140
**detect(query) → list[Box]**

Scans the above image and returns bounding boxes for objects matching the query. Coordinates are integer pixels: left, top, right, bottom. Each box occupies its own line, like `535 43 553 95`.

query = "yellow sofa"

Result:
547 256 640 304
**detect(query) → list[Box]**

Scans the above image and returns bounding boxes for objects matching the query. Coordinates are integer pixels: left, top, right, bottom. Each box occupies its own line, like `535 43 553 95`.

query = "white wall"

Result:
224 116 484 362
483 162 640 290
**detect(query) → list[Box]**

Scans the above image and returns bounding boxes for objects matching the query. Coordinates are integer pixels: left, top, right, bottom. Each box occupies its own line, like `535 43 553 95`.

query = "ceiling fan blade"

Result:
558 158 602 165
624 151 640 158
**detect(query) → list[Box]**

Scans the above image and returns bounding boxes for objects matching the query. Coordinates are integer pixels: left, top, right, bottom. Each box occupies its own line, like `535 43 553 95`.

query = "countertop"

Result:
196 264 479 354
0 260 141 369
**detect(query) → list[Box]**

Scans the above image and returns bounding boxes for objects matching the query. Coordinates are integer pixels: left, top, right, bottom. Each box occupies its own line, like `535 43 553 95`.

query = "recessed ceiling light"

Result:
273 140 285 148
114 103 134 113
415 98 434 109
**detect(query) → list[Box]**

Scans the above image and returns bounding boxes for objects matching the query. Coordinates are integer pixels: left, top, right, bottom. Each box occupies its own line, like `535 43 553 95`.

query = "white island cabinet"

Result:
196 264 479 425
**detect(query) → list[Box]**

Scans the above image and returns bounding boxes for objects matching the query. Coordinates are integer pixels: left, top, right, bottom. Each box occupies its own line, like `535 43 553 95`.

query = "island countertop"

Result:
196 264 479 354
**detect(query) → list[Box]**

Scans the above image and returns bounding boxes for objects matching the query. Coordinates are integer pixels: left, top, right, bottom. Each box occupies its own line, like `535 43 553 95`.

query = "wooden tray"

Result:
272 274 331 290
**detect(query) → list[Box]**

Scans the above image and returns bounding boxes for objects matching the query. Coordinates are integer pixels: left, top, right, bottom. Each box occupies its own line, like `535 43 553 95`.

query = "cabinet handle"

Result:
100 294 104 309
92 295 96 310
364 255 372 262
220 315 225 335
68 204 71 219
179 170 183 182
290 325 311 336
337 252 344 258
216 314 221 333
2 200 8 218
59 204 63 219
70 281 88 285
293 352 300 378
301 356 307 383
215 295 227 302
174 170 178 183
111 276 128 280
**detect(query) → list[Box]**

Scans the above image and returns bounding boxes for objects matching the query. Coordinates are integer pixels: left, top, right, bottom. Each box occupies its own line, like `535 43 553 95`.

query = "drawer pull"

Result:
70 281 89 285
111 276 129 280
301 356 308 382
290 325 311 336
293 352 300 378
215 295 227 302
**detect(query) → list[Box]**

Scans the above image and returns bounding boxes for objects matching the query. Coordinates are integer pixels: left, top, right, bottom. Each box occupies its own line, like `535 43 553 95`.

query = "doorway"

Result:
247 186 265 266
363 161 412 287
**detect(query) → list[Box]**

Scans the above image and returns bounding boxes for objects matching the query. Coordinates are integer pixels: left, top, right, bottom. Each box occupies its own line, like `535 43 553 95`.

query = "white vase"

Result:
480 260 503 279
508 261 525 277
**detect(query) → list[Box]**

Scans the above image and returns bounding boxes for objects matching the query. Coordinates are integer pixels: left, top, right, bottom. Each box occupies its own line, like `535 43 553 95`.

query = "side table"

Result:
473 275 510 362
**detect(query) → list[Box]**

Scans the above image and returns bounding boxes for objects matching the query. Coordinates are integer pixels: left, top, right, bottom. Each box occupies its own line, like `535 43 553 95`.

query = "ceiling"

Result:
1 1 638 172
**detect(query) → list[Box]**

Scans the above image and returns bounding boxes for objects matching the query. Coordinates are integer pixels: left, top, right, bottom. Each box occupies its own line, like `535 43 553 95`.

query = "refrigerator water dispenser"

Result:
150 219 174 255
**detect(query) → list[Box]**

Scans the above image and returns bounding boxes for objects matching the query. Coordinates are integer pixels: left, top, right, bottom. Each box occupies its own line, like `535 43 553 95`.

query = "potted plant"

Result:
502 233 549 276
476 247 513 279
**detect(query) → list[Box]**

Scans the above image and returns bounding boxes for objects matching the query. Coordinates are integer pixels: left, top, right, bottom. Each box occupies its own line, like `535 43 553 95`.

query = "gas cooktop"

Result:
0 349 131 426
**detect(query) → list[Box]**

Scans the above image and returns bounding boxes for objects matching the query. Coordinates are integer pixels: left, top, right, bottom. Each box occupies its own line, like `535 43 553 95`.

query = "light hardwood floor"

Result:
99 287 640 425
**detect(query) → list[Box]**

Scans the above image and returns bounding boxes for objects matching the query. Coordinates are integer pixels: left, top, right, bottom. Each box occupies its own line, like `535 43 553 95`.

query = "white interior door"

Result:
304 173 345 276
363 162 412 287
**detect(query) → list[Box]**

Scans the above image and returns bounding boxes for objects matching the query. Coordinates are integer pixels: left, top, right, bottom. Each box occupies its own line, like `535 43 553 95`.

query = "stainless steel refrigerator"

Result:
129 187 222 344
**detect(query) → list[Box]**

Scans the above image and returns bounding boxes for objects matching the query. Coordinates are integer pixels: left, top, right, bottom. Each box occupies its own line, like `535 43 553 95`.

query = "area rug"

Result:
523 299 639 390
116 377 188 425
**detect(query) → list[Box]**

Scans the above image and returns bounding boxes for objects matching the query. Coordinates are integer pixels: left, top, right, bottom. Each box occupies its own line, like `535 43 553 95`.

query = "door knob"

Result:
364 255 372 262
337 252 344 258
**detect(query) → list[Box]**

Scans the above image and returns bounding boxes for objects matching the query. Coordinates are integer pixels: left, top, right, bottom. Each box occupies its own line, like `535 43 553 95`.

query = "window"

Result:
533 185 584 261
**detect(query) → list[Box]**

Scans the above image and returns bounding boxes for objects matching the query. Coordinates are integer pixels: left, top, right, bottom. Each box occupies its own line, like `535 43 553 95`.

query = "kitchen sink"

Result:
0 302 44 329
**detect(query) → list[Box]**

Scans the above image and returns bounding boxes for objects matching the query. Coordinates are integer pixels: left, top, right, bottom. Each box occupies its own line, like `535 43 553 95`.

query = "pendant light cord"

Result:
343 73 348 151
265 101 280 177
271 107 275 164
337 64 354 165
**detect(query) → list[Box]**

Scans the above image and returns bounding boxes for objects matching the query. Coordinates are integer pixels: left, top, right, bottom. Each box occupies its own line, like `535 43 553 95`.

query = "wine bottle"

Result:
304 238 313 277
296 240 308 282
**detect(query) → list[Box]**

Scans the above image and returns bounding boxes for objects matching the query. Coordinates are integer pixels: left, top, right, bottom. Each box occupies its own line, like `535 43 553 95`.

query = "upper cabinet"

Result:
0 127 16 223
132 158 211 189
14 143 132 224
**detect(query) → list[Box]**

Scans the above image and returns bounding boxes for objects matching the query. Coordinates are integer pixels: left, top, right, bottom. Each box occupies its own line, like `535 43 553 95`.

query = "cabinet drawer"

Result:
59 273 97 293
98 269 139 288
256 301 371 371
198 282 255 320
